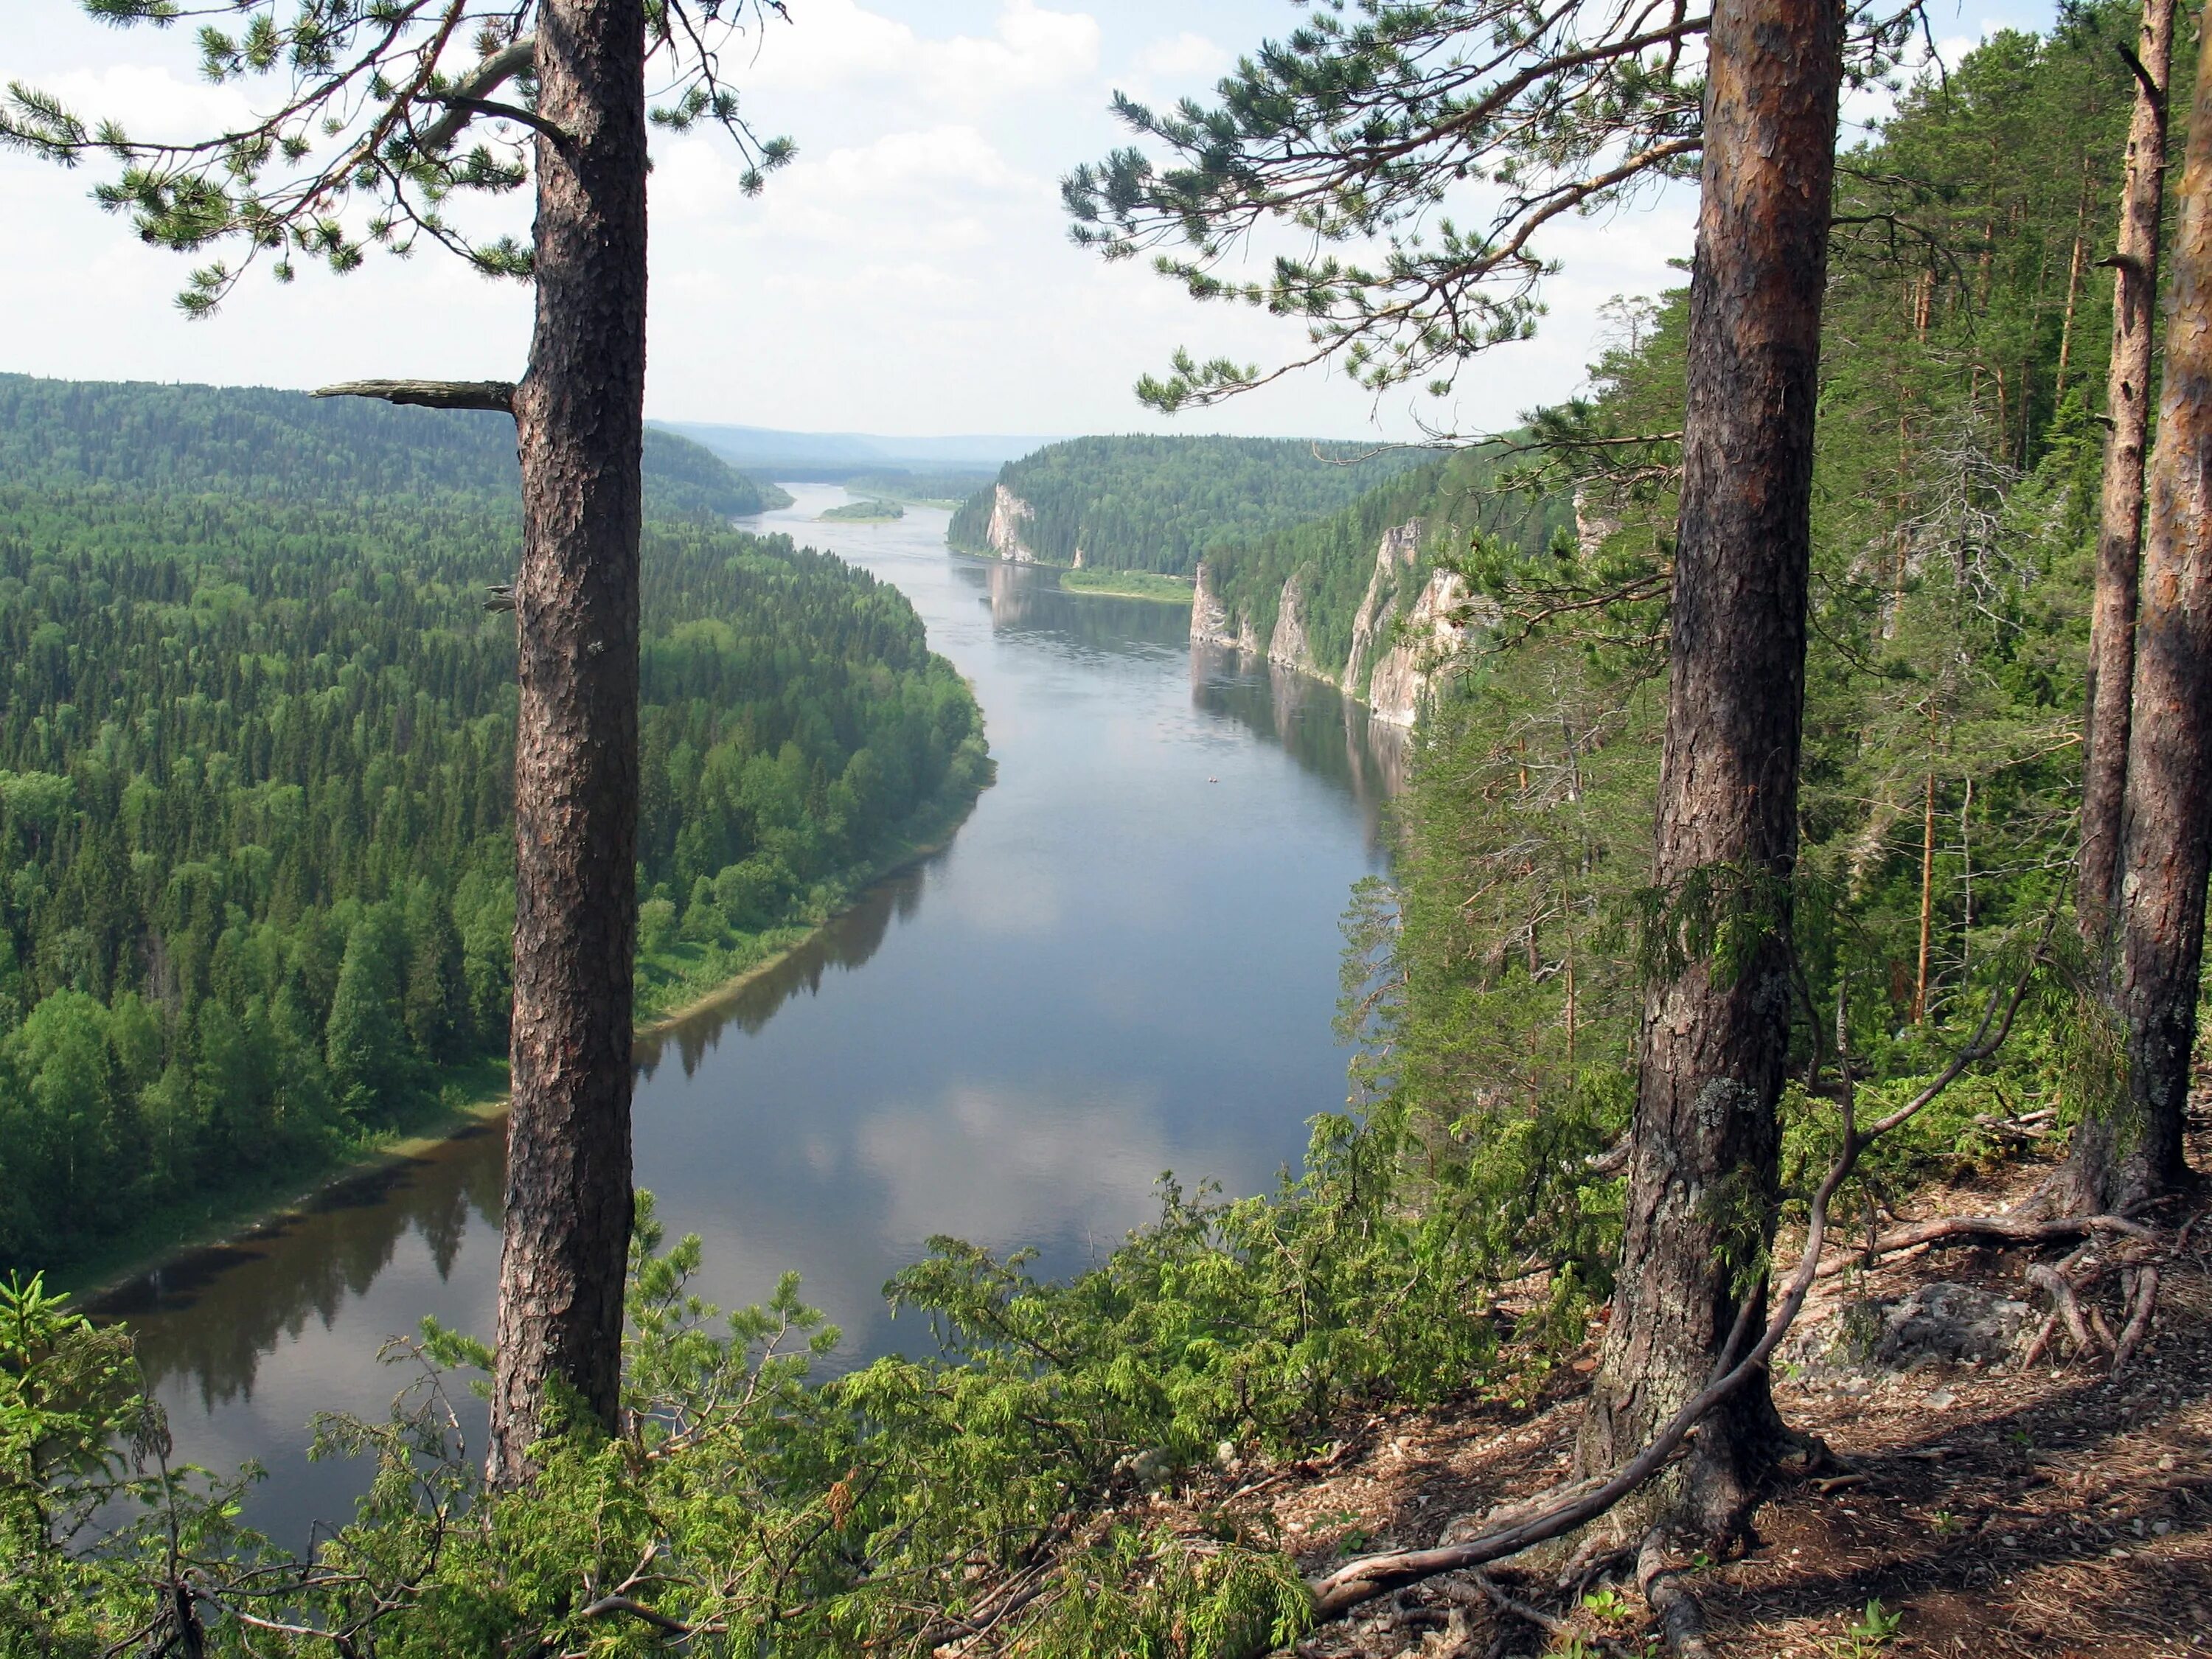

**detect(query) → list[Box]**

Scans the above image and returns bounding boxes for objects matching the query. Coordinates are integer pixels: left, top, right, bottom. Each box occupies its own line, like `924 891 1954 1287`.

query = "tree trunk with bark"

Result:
487 0 649 1486
2078 0 2176 958
2071 12 2212 1217
1571 0 1840 1546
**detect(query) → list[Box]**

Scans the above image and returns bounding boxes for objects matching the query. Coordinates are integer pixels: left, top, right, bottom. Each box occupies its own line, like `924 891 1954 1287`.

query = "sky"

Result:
5 0 2066 442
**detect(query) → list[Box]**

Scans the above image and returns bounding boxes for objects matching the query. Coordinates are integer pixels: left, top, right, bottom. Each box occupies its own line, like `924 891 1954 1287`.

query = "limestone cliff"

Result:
1191 561 1262 655
1267 571 1328 680
985 484 1040 563
1342 518 1424 696
1188 515 1472 728
1363 565 1470 728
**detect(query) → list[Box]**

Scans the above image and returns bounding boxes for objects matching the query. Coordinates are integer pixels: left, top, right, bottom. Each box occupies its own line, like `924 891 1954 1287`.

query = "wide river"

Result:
101 484 1406 1545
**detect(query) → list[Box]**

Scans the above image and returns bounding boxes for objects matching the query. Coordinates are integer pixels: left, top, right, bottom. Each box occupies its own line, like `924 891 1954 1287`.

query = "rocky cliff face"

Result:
1267 571 1327 679
1342 518 1424 696
1191 561 1262 654
1187 515 1471 726
985 484 1040 562
1364 565 1470 728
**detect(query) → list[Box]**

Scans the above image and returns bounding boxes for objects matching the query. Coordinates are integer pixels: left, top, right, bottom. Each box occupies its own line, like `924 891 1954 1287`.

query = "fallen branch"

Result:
1304 944 2043 1620
2018 1308 2062 1371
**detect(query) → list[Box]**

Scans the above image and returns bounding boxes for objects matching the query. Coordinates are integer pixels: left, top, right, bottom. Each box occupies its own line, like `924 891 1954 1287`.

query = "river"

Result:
100 484 1407 1545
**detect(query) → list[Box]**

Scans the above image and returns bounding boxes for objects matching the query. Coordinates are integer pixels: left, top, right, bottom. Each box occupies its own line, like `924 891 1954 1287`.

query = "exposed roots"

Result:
1636 1532 1714 1659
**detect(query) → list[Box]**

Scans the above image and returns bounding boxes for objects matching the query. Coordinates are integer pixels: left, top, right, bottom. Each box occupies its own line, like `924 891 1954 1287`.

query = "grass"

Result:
1058 568 1195 604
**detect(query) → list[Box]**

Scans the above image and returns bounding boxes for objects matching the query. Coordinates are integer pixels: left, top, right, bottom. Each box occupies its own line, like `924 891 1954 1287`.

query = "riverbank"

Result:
64 759 992 1306
1059 568 1194 603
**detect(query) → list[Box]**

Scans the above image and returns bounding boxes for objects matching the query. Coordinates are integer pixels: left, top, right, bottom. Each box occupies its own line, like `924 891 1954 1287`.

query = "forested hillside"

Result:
0 375 778 519
945 435 1435 572
1369 9 2140 1232
0 417 986 1273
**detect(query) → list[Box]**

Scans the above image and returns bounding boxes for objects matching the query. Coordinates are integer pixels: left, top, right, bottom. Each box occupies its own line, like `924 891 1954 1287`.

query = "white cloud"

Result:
742 0 1099 113
1133 31 1229 85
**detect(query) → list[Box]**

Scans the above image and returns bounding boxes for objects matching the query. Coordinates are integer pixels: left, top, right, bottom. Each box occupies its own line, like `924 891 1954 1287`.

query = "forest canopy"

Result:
0 376 778 521
0 382 987 1274
946 435 1437 574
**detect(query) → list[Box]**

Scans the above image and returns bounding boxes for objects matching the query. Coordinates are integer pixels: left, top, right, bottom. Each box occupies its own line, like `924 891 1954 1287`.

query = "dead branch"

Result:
2018 1308 2062 1370
313 380 516 413
413 37 539 153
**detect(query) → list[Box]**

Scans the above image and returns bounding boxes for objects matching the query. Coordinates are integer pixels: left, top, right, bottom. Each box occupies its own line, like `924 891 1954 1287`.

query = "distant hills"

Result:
0 374 779 519
655 421 1054 481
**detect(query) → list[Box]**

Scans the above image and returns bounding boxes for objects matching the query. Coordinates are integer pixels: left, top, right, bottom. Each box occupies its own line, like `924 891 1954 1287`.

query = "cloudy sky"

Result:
7 0 2061 442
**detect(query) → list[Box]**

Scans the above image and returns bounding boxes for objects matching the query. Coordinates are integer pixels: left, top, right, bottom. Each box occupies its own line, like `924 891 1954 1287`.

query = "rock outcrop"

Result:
1364 563 1469 728
1342 519 1423 695
985 484 1040 563
1267 572 1327 680
1191 562 1261 655
1187 515 1473 727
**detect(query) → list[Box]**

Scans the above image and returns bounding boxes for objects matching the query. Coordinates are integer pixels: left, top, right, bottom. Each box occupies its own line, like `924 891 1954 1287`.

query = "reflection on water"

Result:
107 487 1409 1546
1188 641 1408 840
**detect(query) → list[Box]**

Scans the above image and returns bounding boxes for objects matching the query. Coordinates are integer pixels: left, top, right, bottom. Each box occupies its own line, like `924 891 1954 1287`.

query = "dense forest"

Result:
0 376 782 519
945 435 1436 572
14 4 2212 1658
0 390 987 1273
1370 5 2146 1274
1197 442 1571 689
841 470 993 506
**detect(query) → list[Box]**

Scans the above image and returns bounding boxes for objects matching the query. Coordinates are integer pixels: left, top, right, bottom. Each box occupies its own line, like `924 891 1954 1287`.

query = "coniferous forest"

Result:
0 383 987 1273
11 3 2212 1658
945 435 1436 572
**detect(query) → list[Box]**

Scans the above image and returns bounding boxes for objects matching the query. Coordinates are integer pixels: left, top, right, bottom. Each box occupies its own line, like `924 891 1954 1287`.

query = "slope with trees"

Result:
0 477 985 1276
946 435 1436 573
0 375 776 521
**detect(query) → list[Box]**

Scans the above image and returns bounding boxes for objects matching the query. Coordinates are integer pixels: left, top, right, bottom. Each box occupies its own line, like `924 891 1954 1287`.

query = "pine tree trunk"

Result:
487 0 647 1486
1571 0 1840 1546
2079 0 2177 956
2076 14 2212 1216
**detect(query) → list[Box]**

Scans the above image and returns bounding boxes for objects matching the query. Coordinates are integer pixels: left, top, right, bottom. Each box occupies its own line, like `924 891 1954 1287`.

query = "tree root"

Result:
2025 1262 2097 1354
1637 1533 1714 1659
2110 1266 2160 1377
1814 1211 2155 1279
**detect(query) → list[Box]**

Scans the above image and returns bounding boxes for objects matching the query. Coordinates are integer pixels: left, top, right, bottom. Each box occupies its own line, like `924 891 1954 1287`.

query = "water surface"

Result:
107 487 1403 1543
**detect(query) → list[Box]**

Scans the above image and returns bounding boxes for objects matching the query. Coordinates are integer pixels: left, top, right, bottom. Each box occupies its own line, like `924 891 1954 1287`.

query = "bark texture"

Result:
487 0 647 1486
1572 0 1840 1543
2078 0 2176 956
2083 13 2212 1214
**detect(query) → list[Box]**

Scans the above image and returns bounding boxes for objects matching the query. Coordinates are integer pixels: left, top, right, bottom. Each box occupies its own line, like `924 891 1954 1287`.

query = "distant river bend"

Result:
104 485 1408 1544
